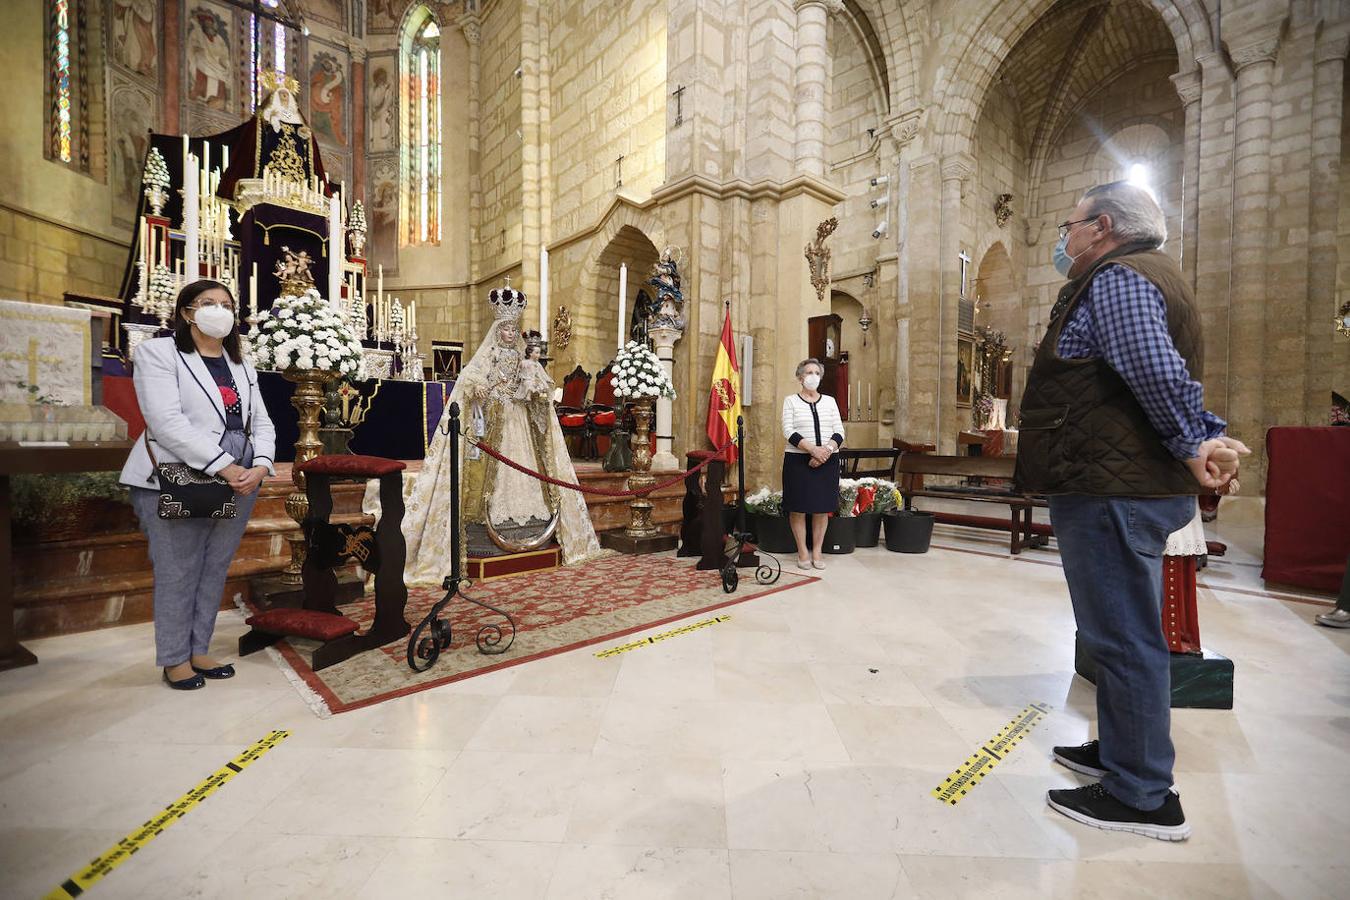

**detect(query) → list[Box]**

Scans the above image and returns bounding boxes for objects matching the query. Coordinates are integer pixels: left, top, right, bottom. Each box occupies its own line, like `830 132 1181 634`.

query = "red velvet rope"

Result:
468 438 733 498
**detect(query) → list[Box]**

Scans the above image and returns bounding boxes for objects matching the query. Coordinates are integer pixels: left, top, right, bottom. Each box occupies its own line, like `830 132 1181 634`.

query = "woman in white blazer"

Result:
780 358 845 570
119 280 276 690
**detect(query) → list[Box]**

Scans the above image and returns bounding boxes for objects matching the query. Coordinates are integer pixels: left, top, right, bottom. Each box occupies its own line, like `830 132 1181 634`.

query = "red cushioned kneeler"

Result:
245 609 360 641
1263 427 1350 592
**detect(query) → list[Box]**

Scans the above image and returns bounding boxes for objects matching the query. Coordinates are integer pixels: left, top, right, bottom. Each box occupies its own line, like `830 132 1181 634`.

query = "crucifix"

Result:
615 155 624 189
958 249 972 299
672 84 686 126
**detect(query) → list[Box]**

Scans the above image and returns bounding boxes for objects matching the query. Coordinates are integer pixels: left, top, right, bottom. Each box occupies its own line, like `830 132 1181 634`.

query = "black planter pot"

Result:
807 515 857 554
749 512 797 554
883 510 935 553
854 512 883 548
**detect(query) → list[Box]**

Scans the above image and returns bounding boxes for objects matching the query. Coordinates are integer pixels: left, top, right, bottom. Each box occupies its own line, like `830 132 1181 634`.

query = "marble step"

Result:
12 512 373 588
14 555 367 640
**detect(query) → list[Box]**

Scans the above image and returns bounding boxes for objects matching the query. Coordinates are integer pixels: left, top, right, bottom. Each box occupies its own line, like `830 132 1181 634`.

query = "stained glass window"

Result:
49 0 72 162
405 14 441 244
251 0 288 111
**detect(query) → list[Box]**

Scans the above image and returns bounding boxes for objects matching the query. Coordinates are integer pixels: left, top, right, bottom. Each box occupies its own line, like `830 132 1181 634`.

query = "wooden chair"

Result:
586 364 620 458
556 365 591 456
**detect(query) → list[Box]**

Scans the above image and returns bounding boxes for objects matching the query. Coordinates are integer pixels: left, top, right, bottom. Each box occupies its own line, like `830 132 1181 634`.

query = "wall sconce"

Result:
1338 300 1350 338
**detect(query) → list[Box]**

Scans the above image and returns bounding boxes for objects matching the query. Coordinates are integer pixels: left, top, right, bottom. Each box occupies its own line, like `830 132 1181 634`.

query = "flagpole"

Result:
736 414 746 536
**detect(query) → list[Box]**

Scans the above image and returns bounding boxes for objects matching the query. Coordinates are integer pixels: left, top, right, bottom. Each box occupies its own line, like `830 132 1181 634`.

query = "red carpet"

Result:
252 553 816 716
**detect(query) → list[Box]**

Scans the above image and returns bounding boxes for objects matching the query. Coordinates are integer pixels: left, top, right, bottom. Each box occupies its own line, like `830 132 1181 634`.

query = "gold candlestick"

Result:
623 398 659 538
279 367 339 584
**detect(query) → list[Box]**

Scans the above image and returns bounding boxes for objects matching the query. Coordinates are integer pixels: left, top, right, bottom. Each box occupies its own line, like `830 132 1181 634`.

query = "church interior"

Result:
1 0 1349 896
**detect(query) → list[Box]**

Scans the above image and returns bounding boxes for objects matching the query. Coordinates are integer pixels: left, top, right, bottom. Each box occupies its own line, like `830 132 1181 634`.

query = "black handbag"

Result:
145 426 240 520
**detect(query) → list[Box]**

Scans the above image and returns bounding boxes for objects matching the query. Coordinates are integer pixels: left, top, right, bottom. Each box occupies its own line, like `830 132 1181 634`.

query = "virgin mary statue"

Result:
403 285 601 584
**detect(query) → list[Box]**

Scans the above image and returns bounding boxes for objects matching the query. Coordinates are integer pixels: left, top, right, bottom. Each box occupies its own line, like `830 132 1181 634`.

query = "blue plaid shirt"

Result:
1057 264 1226 460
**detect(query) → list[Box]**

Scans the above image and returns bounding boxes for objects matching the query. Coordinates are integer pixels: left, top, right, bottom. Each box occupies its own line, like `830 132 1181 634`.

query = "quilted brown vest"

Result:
1014 246 1203 497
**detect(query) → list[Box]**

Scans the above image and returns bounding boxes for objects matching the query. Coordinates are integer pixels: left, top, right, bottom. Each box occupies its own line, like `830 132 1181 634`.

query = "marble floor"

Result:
2 502 1347 899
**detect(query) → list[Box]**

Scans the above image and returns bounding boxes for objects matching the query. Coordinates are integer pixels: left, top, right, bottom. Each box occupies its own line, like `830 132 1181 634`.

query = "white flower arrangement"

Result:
745 486 783 517
348 199 367 233
611 340 674 400
146 263 177 308
143 147 171 189
249 287 367 381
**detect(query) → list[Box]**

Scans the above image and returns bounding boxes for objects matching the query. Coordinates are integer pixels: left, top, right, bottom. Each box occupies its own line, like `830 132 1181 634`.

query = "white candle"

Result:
377 264 384 305
328 190 343 309
183 153 200 285
222 144 229 173
868 383 872 414
617 262 627 351
181 134 189 176
249 262 258 318
540 246 550 340
139 216 149 299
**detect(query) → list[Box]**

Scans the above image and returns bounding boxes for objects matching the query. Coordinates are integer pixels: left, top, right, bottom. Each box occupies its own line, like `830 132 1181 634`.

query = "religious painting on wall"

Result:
307 45 349 147
110 0 157 77
368 156 399 273
300 0 346 30
367 0 407 34
956 336 975 409
108 74 156 224
186 4 235 112
367 54 398 154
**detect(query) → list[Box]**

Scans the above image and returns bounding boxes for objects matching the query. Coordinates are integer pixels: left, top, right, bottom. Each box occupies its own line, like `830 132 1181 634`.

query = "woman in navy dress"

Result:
780 358 845 570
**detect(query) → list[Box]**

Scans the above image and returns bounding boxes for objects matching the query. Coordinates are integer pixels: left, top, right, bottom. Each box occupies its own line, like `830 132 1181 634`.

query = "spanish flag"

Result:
707 306 743 463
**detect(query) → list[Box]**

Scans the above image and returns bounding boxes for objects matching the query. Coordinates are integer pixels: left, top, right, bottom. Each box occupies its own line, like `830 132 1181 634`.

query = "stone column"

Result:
1226 36 1281 481
519 0 544 308
649 324 683 471
792 0 843 178
1169 68 1202 289
939 154 974 451
349 42 367 203
458 11 483 338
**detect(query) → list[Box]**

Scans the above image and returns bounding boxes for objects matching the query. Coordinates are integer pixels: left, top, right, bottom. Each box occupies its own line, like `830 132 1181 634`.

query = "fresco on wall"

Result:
109 74 156 222
300 0 346 30
368 156 399 272
186 4 234 111
308 46 348 146
110 0 157 76
367 54 398 153
368 0 411 34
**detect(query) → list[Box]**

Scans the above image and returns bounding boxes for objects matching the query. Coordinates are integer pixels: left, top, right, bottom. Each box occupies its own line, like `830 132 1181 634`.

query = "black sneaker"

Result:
1052 740 1108 777
1047 783 1191 841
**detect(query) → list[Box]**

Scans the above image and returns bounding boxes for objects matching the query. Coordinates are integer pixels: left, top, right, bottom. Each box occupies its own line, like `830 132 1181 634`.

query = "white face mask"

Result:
192 305 236 339
802 373 822 390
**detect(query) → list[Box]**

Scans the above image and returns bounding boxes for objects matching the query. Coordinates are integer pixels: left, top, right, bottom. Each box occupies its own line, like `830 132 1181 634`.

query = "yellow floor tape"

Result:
932 703 1051 805
44 730 290 899
594 615 731 658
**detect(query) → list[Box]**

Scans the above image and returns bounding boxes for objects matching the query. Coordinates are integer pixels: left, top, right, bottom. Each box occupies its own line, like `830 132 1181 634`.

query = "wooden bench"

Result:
895 452 1051 554
837 447 901 480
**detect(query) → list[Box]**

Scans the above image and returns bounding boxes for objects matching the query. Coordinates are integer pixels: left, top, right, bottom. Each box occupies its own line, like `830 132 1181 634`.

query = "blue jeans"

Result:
1048 493 1195 809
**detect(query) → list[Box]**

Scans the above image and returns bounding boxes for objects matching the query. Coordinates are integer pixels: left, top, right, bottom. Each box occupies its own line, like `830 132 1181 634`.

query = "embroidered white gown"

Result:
402 323 601 584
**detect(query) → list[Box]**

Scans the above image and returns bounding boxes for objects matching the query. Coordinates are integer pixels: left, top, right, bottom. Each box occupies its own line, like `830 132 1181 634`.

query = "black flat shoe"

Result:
163 668 206 691
191 663 236 680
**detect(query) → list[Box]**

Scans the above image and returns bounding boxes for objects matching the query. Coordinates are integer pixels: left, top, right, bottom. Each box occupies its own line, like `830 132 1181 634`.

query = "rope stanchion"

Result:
468 438 732 498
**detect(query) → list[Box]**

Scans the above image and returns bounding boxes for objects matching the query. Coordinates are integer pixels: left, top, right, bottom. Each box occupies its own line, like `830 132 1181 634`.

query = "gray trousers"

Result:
130 486 259 667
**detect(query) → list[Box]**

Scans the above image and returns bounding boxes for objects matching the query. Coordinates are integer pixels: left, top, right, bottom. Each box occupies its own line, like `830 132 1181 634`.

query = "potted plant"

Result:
744 487 796 554
11 472 135 543
852 477 897 548
882 486 935 553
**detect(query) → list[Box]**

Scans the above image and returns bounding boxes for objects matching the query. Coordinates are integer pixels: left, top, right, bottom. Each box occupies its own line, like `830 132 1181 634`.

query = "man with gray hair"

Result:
1015 181 1245 841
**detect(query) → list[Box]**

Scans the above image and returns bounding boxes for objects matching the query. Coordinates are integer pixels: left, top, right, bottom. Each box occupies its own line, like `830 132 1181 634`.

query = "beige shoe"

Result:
1315 608 1350 628
796 559 812 570
812 560 826 570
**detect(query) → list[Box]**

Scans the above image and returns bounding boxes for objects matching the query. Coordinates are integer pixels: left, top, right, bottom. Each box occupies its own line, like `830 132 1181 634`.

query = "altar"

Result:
100 367 454 462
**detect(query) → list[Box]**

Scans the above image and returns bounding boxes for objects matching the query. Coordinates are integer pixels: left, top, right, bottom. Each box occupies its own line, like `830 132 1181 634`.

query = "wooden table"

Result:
0 440 133 671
